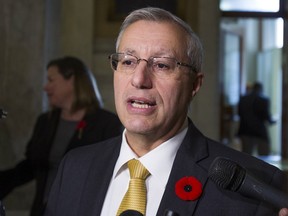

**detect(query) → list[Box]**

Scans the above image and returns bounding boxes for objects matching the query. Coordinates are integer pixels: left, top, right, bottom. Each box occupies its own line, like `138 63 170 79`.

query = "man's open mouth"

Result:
130 99 156 108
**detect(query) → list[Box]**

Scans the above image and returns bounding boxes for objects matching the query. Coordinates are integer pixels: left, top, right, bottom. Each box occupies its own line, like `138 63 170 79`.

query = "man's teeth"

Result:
131 101 151 108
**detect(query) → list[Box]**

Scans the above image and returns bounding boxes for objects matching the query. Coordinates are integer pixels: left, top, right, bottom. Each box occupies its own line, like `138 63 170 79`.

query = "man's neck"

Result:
125 118 188 157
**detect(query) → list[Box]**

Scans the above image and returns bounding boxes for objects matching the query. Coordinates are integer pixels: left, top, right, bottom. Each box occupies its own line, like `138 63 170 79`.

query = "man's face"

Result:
114 20 202 143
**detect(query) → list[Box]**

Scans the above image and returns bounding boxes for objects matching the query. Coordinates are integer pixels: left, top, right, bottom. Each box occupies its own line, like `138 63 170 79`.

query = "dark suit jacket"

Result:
44 120 287 216
0 108 123 216
238 92 275 140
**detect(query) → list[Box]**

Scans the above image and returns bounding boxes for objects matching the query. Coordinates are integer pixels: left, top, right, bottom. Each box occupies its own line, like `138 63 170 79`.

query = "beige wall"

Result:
60 0 94 67
0 0 46 211
188 0 220 139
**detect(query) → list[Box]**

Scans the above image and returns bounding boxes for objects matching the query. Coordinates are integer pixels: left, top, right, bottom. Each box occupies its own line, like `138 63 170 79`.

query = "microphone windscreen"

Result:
208 157 246 191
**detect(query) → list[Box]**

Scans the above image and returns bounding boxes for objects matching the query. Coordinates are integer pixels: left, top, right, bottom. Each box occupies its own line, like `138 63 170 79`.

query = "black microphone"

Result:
164 209 180 216
0 109 7 119
119 210 143 216
119 209 180 216
208 157 288 209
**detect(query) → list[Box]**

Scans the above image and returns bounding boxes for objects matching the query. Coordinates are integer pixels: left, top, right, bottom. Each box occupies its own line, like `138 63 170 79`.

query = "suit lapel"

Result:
157 122 210 216
78 137 122 216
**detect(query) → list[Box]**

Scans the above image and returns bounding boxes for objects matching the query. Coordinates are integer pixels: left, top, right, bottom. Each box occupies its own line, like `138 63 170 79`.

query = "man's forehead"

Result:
118 21 185 55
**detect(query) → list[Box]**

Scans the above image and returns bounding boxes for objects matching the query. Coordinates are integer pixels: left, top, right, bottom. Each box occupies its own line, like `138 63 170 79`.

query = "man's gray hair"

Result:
115 7 203 73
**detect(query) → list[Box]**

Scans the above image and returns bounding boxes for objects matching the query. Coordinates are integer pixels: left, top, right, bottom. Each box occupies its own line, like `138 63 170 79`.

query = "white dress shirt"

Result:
100 125 188 216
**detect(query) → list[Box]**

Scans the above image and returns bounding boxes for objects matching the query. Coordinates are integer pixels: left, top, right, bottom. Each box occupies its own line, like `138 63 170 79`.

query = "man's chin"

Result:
125 124 154 136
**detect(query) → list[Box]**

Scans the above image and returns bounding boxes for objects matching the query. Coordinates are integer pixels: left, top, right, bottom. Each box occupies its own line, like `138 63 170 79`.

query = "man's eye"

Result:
154 63 170 70
122 60 135 66
123 60 132 65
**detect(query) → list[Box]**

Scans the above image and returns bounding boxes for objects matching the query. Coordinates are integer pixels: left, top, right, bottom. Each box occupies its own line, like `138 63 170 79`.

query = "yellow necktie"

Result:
117 159 150 216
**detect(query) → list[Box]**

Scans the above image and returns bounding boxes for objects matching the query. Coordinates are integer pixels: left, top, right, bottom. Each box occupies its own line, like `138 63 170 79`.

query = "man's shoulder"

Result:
65 135 121 160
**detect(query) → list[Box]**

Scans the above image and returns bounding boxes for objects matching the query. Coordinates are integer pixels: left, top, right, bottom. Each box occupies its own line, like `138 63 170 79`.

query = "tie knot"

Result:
128 159 150 180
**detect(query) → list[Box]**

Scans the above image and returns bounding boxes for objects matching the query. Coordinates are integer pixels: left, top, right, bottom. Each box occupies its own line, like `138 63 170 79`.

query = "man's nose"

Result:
131 60 153 89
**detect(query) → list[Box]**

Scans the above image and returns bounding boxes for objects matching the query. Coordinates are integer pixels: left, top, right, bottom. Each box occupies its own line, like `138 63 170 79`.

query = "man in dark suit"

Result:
44 7 288 216
238 82 276 156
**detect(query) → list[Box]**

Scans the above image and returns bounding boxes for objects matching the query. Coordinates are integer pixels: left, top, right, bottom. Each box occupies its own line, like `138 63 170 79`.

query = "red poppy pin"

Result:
175 176 203 201
76 120 87 139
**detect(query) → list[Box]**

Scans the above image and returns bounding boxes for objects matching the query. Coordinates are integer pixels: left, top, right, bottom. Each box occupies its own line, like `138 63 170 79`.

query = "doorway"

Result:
219 17 284 157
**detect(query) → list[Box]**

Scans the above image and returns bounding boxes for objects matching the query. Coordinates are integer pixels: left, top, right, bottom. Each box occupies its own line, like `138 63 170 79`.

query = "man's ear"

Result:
191 73 204 97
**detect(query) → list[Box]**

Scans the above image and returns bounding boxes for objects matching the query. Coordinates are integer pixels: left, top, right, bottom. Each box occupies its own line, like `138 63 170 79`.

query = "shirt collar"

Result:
113 121 188 185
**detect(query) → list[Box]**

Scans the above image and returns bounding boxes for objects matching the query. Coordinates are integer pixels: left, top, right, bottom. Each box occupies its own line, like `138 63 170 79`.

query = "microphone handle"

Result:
164 210 180 216
239 173 288 209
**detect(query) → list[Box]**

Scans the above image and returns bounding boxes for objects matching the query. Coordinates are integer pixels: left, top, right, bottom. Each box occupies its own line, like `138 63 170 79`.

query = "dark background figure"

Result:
0 56 123 216
0 201 5 216
238 82 276 156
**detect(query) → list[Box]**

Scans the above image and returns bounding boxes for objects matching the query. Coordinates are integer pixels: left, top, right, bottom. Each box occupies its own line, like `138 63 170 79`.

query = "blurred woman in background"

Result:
0 56 123 216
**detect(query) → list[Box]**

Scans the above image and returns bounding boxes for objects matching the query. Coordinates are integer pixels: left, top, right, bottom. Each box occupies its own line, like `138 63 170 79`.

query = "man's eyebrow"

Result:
120 49 136 54
120 48 175 58
151 49 175 58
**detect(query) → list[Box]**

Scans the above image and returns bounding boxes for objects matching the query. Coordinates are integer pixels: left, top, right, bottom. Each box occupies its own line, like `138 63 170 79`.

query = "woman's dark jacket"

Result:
0 108 123 216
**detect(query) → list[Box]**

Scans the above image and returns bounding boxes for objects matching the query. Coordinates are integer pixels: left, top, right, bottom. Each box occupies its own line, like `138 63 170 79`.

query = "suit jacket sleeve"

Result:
0 112 55 199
